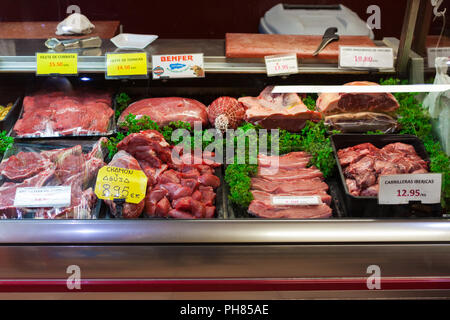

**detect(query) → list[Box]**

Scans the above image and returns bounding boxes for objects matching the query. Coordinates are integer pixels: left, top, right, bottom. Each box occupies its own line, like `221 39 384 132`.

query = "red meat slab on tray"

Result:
226 33 376 61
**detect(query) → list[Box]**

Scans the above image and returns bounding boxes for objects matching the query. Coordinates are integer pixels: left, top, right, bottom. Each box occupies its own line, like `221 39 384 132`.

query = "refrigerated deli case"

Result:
0 38 449 300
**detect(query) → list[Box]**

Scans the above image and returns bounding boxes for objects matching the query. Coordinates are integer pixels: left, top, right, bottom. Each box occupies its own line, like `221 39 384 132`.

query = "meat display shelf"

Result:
0 219 449 299
0 38 399 75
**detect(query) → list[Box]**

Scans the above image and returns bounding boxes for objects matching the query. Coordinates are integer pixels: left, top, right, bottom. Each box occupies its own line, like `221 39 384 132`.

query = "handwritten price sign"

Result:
106 52 148 77
339 46 393 69
378 173 442 204
265 54 298 77
94 166 148 204
36 53 78 75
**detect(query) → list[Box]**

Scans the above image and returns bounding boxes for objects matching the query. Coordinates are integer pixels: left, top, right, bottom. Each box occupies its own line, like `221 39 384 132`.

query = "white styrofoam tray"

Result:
110 33 158 49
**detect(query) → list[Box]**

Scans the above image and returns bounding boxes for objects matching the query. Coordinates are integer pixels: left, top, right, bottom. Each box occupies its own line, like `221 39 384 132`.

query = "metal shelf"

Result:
0 38 397 75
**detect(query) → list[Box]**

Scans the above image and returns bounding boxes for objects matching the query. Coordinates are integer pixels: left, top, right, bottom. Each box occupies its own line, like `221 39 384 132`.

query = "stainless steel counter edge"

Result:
0 219 449 244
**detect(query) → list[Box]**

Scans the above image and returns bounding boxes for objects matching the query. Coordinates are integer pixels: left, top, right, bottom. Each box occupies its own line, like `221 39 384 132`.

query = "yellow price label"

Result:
36 53 78 75
106 52 148 77
94 166 148 204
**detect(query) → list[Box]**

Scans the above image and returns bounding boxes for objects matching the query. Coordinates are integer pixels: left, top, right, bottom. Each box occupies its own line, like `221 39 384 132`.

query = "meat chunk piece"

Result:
239 86 322 132
104 151 145 219
339 142 429 197
316 81 399 115
155 197 171 217
118 97 208 127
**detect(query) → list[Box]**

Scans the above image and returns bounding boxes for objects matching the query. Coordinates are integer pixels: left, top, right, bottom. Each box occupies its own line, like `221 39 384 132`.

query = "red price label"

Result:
354 55 373 63
396 189 424 197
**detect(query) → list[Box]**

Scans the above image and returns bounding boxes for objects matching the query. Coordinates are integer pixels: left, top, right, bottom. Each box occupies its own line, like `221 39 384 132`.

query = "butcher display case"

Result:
0 0 449 300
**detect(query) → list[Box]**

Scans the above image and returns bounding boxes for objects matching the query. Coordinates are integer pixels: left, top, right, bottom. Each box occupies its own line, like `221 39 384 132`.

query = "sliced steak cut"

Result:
256 167 323 181
258 152 310 170
251 177 329 194
0 152 54 182
251 190 332 206
248 200 332 219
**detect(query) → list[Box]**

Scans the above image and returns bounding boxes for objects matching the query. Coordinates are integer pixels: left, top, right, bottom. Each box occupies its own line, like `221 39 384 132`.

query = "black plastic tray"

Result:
0 97 21 134
11 91 116 140
331 134 442 218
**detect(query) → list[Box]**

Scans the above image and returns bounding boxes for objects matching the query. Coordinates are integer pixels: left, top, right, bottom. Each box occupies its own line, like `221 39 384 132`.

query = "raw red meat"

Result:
13 91 113 137
239 86 321 132
338 142 429 197
117 130 221 219
256 167 323 181
248 201 332 219
226 33 375 61
248 151 332 219
0 152 54 181
316 81 399 116
257 152 310 170
117 130 173 167
118 97 208 127
0 139 106 219
104 151 145 219
207 97 245 130
251 177 329 194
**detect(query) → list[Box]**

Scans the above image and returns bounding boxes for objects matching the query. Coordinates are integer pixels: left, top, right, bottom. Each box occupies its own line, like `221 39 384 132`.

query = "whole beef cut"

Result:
337 142 429 197
239 86 321 132
13 91 113 137
104 151 145 219
0 138 108 219
116 130 221 219
118 97 208 127
247 151 332 219
316 81 399 116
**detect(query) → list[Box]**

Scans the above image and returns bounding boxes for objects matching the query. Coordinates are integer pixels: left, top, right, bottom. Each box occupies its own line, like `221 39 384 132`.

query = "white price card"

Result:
264 54 298 76
271 196 322 206
427 47 450 68
378 174 442 205
14 186 71 208
152 53 204 79
339 46 394 69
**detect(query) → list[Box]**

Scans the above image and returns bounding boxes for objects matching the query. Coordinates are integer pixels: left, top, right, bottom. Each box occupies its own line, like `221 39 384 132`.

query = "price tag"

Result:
264 54 298 76
271 196 322 206
106 52 148 77
378 173 442 204
339 46 393 69
94 166 148 204
14 186 71 207
151 53 204 79
36 53 78 75
427 47 450 68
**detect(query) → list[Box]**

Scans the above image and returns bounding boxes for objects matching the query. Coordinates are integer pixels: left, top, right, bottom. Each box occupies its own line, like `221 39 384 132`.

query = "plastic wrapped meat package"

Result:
317 81 400 133
13 90 114 138
0 138 108 219
324 112 398 133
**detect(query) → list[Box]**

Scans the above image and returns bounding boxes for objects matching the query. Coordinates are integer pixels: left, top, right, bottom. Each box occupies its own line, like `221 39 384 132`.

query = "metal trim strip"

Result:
0 278 449 292
0 220 449 244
